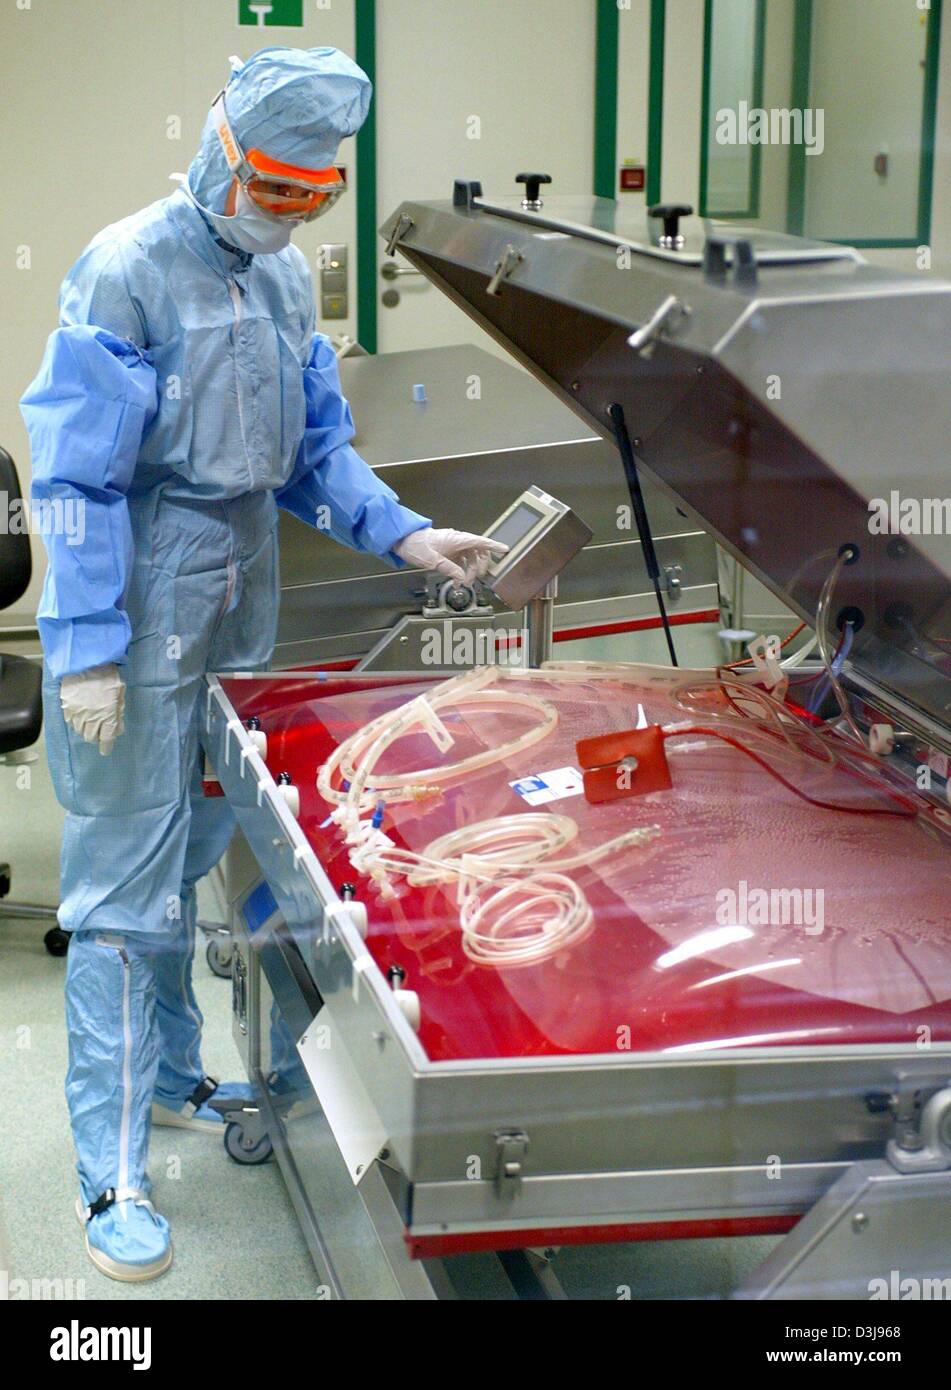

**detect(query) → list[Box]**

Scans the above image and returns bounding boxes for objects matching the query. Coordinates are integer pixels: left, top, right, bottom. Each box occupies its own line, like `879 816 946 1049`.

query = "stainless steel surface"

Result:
525 579 556 668
738 1161 951 1300
628 293 691 356
486 486 593 610
319 243 348 320
380 193 951 733
276 345 717 666
320 244 348 271
356 615 525 674
474 195 864 266
230 905 433 1300
0 902 57 921
381 261 422 279
321 293 347 321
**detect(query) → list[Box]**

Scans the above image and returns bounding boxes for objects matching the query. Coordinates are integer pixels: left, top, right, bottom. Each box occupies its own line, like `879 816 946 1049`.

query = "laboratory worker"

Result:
21 46 503 1283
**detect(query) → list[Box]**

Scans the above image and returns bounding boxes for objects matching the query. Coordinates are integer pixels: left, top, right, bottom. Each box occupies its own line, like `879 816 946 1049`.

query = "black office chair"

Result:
0 447 67 954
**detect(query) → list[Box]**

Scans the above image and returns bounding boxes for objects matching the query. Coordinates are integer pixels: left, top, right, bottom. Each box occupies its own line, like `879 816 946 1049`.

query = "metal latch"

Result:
385 213 414 258
627 294 691 358
231 949 248 1036
487 245 524 298
703 233 759 287
494 1129 529 1193
867 1073 951 1174
886 1084 951 1175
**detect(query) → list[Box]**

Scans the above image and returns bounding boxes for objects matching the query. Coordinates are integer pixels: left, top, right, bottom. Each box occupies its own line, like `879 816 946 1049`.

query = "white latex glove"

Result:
394 527 509 585
60 663 126 757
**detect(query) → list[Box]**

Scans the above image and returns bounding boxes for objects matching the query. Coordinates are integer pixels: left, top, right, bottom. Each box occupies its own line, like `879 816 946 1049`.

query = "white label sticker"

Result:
510 766 585 806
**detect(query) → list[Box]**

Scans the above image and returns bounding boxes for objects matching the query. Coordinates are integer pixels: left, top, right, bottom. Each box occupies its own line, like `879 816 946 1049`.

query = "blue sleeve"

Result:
275 334 430 562
60 238 151 345
20 326 157 678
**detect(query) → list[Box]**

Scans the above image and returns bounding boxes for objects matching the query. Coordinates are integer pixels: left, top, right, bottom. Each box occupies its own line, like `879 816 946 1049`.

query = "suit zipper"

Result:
97 936 134 1214
228 279 254 491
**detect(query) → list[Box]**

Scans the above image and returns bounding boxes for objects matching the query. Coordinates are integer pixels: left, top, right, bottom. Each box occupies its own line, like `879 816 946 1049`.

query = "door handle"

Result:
381 262 423 281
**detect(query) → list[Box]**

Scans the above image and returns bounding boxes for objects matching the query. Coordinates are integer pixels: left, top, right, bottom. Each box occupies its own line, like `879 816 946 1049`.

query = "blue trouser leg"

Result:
65 931 159 1206
150 890 205 1111
152 787 236 1109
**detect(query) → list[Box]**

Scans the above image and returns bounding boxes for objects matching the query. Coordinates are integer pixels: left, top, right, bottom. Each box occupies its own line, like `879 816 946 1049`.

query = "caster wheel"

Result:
44 927 70 957
206 936 233 979
224 1121 273 1166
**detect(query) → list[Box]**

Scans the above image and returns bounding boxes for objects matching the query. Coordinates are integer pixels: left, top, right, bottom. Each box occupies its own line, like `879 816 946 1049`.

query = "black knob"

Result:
649 203 694 242
388 964 407 987
517 172 552 204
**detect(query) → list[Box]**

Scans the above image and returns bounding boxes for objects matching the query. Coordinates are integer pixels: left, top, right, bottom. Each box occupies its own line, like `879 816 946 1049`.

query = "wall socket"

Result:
319 244 348 319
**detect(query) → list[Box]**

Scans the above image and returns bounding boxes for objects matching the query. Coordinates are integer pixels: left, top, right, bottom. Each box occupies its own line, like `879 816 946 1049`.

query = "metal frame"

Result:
739 1159 951 1300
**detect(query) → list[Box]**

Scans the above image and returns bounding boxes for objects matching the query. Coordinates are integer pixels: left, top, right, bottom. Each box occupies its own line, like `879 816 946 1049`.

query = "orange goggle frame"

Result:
244 150 347 220
212 89 348 222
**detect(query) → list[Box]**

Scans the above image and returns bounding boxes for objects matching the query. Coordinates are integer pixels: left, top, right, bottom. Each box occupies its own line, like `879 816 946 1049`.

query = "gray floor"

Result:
0 626 783 1299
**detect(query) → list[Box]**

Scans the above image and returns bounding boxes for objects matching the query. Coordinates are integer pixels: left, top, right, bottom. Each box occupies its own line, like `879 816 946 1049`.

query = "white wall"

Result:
660 0 707 204
374 0 596 353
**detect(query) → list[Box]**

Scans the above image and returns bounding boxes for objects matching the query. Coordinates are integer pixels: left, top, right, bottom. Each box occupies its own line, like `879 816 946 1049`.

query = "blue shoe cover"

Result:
77 1194 172 1283
152 1078 253 1133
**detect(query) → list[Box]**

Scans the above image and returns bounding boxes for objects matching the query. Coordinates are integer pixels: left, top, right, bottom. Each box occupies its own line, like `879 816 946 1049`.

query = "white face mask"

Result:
222 184 296 255
174 176 295 256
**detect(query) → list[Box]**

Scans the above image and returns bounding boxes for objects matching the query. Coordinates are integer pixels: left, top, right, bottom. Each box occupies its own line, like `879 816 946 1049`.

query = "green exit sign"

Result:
239 0 303 26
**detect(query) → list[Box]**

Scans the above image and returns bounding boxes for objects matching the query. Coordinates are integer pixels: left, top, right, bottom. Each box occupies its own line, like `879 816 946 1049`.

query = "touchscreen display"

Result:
489 502 545 554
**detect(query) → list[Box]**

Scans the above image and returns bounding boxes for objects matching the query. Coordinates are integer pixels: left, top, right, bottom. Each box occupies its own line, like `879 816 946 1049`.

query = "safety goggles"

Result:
212 91 348 223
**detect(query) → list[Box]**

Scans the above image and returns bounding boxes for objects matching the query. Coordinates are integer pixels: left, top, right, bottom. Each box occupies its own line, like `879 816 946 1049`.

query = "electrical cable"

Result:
663 725 918 819
724 622 807 669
